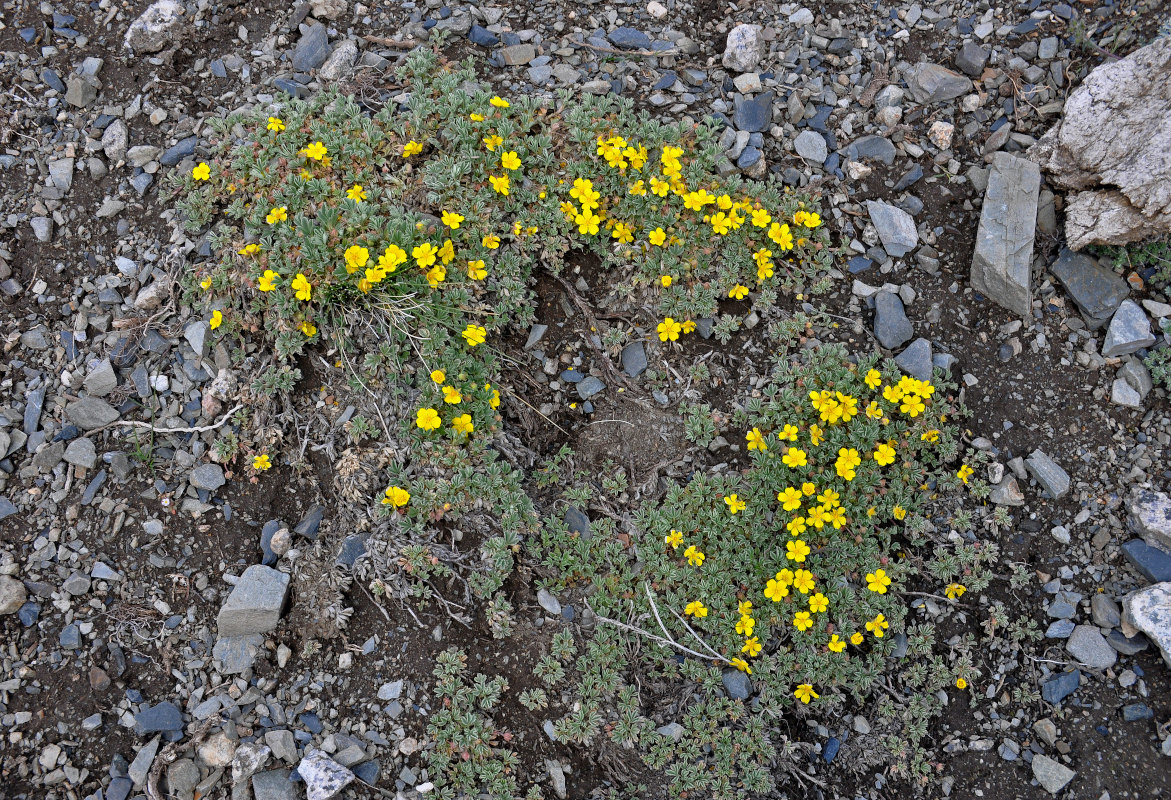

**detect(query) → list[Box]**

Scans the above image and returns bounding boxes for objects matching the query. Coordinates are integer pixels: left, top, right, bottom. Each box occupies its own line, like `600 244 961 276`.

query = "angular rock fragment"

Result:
971 152 1040 316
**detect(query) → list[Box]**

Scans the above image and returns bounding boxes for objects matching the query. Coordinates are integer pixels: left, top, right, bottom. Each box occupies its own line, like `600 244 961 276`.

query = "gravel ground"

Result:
1 0 1170 798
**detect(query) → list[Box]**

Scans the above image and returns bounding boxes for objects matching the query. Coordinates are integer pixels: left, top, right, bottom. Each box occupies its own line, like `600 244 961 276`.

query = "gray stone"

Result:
971 152 1040 317
293 24 332 72
190 463 226 492
217 565 290 635
376 681 403 701
722 24 764 72
955 41 989 77
125 0 184 52
721 668 751 699
621 341 647 377
67 397 120 430
136 702 183 733
129 736 161 787
318 39 357 81
167 759 200 800
905 62 973 104
185 321 209 358
576 376 605 400
232 743 272 785
48 158 74 193
537 588 561 616
843 135 896 165
732 91 773 132
1118 359 1154 401
1031 754 1075 795
1065 624 1117 669
1025 449 1070 498
1101 300 1155 357
895 338 933 382
794 130 828 163
564 506 590 536
1045 619 1075 638
1040 670 1079 704
265 730 298 763
160 136 197 166
1050 248 1128 329
989 476 1025 506
84 359 118 397
1122 539 1171 583
1112 379 1143 408
500 44 536 66
1091 594 1122 628
1123 582 1171 667
64 75 99 107
1028 36 1171 249
298 749 354 800
608 27 651 50
525 324 548 349
32 441 65 473
873 292 913 349
62 571 91 596
252 770 295 800
213 634 265 674
31 216 54 242
866 201 918 257
0 575 27 615
1130 489 1171 551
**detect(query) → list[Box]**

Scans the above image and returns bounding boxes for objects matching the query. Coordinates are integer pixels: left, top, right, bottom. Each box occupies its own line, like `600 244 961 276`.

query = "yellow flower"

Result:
739 600 753 616
467 259 488 280
794 684 819 704
402 140 425 157
776 569 795 585
664 529 683 549
809 424 824 446
751 208 772 227
786 516 807 536
865 613 889 637
482 234 501 249
439 211 464 230
957 464 974 484
866 569 892 594
683 545 705 567
764 578 790 601
209 309 223 329
792 570 815 594
490 95 510 108
828 634 846 653
864 368 882 390
200 276 213 290
612 221 634 243
253 454 271 471
710 212 732 235
817 489 839 507
730 657 752 674
649 177 670 196
827 507 847 528
266 206 288 224
413 242 438 268
658 274 673 289
922 429 941 443
346 184 367 203
501 151 521 170
624 144 647 170
379 244 406 272
442 385 463 405
728 284 749 300
258 270 278 292
462 324 487 347
488 386 501 408
768 222 794 250
808 592 828 613
866 401 883 420
430 369 446 384
955 677 968 690
746 428 767 452
805 505 827 529
657 317 683 342
628 180 646 196
290 273 312 301
681 320 696 334
900 395 926 417
365 265 387 284
488 174 510 195
344 245 370 274
648 228 667 247
482 134 503 151
794 210 822 228
304 141 328 161
267 117 285 132
438 239 455 264
893 505 907 520
725 494 746 514
383 485 411 508
835 447 861 481
945 582 967 600
452 414 474 435
782 447 808 468
575 209 600 235
416 407 442 431
684 601 707 618
300 320 316 337
741 637 762 656
779 424 798 442
470 113 485 122
850 632 864 646
786 539 811 563
777 487 802 512
192 162 210 181
793 611 813 632
801 482 816 497
874 442 897 466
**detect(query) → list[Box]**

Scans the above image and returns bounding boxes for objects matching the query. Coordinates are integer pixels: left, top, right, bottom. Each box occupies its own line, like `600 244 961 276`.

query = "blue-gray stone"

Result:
652 71 677 90
721 668 752 700
42 68 65 93
81 470 107 505
273 77 309 99
873 291 913 349
560 369 584 384
60 623 81 649
608 27 652 50
1121 539 1171 583
24 386 46 435
106 777 133 800
1051 249 1128 329
292 24 331 71
736 146 763 169
895 338 933 382
733 91 773 132
844 135 897 165
352 760 380 784
299 713 323 734
468 25 498 47
294 505 324 539
132 172 154 196
160 137 198 167
823 737 840 762
135 701 183 733
260 519 281 566
1106 629 1148 655
19 602 40 626
576 376 605 399
336 535 367 567
1041 670 1079 703
564 506 590 537
1045 619 1076 638
621 342 647 377
1122 702 1153 721
210 59 227 78
848 256 873 273
894 164 924 191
